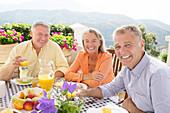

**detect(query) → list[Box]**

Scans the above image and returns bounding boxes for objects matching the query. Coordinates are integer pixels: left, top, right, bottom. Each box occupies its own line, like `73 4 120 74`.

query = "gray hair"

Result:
31 21 50 31
112 25 142 42
82 28 106 53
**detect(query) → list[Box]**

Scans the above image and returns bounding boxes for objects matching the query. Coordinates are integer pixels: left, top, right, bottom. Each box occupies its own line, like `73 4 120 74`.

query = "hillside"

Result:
0 9 170 48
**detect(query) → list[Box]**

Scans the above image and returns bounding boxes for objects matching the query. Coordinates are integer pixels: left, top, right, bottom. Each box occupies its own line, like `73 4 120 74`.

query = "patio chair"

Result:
106 49 122 76
106 49 128 101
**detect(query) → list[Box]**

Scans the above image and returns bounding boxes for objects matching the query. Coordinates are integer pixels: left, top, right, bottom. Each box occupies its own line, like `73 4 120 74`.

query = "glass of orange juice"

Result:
20 58 29 70
38 73 54 91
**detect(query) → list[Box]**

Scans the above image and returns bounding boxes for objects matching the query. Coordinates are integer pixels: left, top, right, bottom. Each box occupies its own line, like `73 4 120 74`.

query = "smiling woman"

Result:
65 28 115 88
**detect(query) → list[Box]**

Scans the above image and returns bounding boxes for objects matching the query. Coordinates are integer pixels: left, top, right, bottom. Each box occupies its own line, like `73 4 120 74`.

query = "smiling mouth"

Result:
39 40 45 44
121 55 131 59
88 47 94 50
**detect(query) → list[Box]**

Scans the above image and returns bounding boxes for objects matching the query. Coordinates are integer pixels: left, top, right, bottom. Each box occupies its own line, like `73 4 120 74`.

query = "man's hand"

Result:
12 56 25 69
76 87 103 98
76 88 88 97
0 56 25 81
122 98 146 113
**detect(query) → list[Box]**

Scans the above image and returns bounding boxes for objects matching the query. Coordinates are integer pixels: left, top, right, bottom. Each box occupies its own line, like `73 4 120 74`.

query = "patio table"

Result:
0 78 121 113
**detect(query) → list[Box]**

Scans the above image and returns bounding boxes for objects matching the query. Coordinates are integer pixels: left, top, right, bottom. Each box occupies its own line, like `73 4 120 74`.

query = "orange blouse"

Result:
65 51 115 88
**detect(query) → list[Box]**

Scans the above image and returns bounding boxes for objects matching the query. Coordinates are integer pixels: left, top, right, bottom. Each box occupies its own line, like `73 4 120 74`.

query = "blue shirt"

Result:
99 52 170 113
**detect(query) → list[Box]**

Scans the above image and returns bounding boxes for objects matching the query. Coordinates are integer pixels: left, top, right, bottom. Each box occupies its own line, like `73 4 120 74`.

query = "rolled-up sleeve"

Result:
99 71 125 97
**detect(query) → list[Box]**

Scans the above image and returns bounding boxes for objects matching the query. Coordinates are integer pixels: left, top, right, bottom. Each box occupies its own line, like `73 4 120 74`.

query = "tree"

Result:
138 25 160 57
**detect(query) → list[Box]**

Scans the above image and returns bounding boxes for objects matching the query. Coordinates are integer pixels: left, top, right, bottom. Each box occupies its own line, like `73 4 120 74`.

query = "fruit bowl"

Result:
10 87 44 113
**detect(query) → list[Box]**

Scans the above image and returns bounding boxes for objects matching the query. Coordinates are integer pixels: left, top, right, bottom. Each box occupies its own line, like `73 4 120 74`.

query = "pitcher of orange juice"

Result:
38 59 55 91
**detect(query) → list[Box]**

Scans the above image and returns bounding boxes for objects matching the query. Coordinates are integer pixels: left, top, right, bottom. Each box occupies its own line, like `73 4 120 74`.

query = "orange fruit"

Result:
102 108 111 113
14 101 24 110
40 92 43 95
19 92 25 99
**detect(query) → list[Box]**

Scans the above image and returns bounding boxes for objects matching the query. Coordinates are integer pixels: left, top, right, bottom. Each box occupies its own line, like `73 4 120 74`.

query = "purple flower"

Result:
31 108 38 113
32 90 58 113
14 32 18 35
68 82 77 93
58 81 77 93
58 81 69 90
37 98 57 113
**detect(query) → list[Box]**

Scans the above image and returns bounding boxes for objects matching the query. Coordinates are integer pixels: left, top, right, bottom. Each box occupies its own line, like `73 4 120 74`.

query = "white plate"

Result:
76 82 88 89
12 77 33 85
87 105 128 113
10 87 44 113
55 82 88 89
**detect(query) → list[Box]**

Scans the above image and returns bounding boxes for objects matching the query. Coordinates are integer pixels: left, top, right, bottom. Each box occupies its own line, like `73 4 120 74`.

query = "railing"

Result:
165 36 170 67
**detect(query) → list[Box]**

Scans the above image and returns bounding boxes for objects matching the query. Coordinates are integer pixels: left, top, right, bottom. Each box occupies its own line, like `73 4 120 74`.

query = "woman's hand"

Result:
91 71 104 81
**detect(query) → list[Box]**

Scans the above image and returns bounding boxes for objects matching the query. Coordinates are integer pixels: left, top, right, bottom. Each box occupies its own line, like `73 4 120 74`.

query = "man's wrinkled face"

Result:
30 25 50 49
114 32 145 70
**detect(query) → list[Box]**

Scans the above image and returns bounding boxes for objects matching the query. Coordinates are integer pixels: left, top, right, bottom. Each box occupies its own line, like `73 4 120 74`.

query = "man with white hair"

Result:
76 25 170 113
0 21 68 81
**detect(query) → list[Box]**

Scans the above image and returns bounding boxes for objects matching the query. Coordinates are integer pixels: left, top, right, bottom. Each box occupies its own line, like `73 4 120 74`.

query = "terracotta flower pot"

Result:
0 43 17 66
62 48 72 65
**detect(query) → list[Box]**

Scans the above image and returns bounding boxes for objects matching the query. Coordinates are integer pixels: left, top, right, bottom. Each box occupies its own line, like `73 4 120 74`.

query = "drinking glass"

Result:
32 75 40 88
20 57 29 70
0 81 6 98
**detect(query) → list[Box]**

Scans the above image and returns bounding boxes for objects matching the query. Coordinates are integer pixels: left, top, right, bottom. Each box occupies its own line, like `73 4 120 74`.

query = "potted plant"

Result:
0 29 24 65
31 81 85 113
50 32 78 64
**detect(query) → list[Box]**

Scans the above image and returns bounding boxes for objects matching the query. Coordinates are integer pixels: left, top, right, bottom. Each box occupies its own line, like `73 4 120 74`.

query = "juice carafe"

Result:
38 59 55 91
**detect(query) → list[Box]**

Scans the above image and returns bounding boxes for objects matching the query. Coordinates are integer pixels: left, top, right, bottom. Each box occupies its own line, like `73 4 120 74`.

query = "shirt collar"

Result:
30 39 48 51
131 52 150 77
29 40 33 48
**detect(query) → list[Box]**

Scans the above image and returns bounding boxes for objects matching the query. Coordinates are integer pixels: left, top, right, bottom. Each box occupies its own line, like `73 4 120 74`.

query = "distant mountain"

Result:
0 9 170 48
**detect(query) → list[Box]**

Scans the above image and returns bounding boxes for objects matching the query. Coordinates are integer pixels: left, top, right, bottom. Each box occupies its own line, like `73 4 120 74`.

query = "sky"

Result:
1 0 170 25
